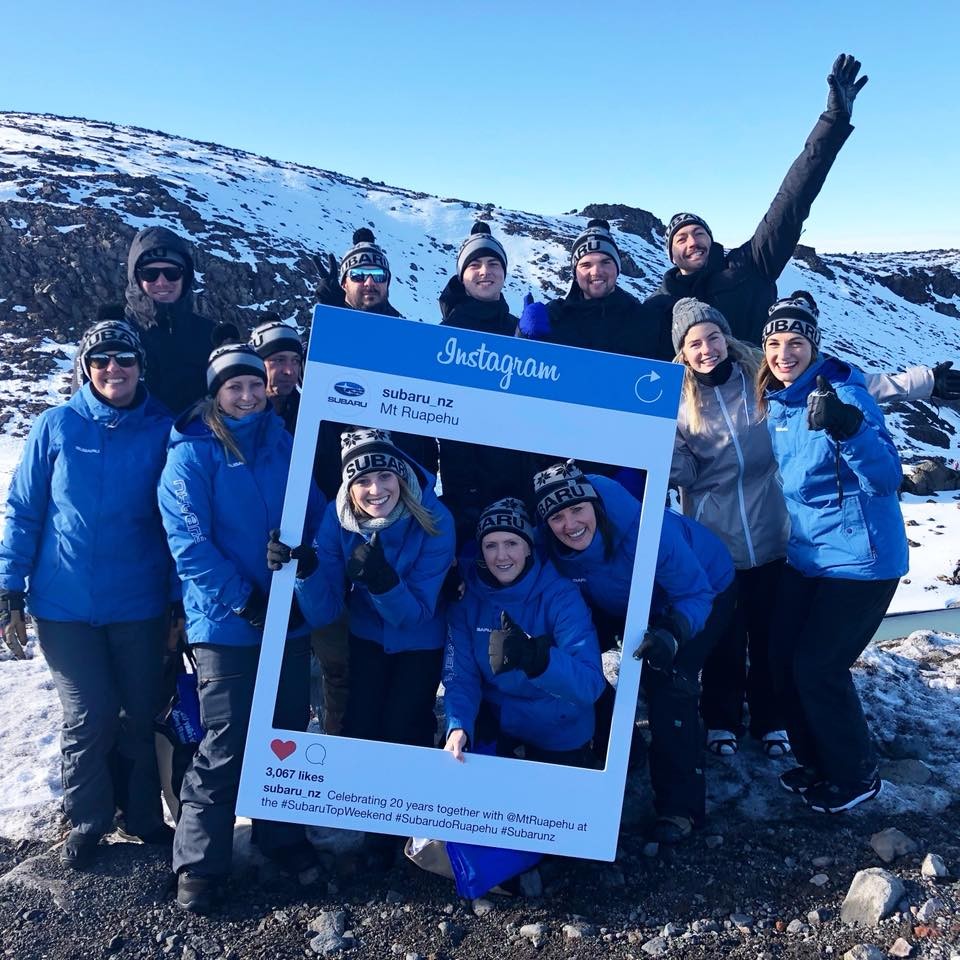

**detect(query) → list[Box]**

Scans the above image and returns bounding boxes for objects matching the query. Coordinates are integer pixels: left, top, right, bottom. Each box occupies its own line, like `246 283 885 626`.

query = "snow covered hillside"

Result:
1 109 959 453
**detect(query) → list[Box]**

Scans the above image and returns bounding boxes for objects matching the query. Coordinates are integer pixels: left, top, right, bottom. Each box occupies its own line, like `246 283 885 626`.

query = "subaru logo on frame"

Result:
333 381 365 397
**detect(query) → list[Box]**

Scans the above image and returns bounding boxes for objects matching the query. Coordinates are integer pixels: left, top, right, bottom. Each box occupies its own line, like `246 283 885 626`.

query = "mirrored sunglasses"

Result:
87 352 139 370
348 267 387 284
137 266 184 283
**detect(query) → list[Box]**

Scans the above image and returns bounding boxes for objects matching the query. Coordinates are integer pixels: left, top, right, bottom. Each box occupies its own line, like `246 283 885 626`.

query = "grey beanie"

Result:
570 218 621 273
457 221 508 278
671 298 732 353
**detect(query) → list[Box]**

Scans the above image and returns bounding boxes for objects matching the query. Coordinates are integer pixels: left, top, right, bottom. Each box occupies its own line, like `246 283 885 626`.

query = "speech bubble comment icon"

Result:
305 743 327 766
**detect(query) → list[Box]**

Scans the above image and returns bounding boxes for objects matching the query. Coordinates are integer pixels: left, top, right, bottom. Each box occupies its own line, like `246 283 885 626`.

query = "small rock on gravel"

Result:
807 908 831 925
641 935 669 956
844 946 885 960
870 828 918 864
704 835 723 849
308 910 347 955
920 853 949 879
841 869 906 926
812 856 833 868
888 938 914 958
519 922 546 941
810 873 830 886
643 842 659 857
471 898 494 917
916 897 944 921
786 919 805 934
437 920 464 944
562 921 594 939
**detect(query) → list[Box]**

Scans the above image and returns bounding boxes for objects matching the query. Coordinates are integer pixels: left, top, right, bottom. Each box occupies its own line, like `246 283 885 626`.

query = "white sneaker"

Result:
761 730 792 759
706 729 738 756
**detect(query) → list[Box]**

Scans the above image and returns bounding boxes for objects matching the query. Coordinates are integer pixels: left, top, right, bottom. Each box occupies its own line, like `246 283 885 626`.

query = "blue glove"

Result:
519 294 551 339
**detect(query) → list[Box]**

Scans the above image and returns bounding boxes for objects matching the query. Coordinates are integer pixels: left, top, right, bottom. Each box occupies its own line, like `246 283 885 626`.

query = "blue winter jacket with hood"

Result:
0 383 174 623
296 465 455 653
765 355 908 581
545 475 716 638
158 406 324 646
444 554 605 753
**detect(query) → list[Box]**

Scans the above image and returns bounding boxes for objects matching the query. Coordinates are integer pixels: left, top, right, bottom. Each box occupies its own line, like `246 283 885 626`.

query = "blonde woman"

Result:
291 428 455 749
159 335 324 912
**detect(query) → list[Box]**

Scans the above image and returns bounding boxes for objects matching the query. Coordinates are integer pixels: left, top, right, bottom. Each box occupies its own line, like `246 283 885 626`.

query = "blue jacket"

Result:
443 556 605 753
158 406 324 647
0 385 174 624
546 475 716 637
765 355 908 580
296 471 455 653
668 511 735 595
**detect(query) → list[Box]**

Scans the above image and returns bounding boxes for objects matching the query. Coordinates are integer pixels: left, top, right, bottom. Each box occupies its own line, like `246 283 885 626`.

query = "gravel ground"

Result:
1 786 957 960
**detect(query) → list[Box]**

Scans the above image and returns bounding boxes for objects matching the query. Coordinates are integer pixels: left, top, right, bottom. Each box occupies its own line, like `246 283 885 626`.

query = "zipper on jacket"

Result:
715 372 758 568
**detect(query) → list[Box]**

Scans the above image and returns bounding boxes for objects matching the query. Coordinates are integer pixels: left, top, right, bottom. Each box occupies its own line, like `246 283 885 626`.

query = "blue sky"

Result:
3 1 958 252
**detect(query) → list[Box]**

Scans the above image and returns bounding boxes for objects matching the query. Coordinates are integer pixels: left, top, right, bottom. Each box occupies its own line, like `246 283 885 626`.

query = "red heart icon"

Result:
270 739 296 761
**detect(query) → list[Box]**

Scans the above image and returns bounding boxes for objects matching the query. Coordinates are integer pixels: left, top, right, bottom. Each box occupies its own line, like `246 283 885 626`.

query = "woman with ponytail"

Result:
756 292 907 814
158 326 325 912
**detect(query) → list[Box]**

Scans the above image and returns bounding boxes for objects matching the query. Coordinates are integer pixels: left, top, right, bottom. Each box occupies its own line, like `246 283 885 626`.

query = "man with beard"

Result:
313 228 403 317
645 54 867 349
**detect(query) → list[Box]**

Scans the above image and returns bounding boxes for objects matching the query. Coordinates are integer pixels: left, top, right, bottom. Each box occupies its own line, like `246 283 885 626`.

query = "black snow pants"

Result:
173 634 311 878
644 581 736 823
768 566 897 786
700 559 786 737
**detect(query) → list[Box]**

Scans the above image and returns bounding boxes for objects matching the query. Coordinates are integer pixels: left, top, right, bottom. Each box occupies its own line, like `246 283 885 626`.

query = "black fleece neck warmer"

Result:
439 276 515 335
692 356 734 387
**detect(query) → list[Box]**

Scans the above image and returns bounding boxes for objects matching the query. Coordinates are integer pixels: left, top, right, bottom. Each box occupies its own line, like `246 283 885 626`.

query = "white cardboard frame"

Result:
236 305 683 861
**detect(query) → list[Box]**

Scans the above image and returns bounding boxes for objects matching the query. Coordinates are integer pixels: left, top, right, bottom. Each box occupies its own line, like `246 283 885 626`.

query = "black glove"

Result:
632 626 678 673
236 585 269 629
488 612 551 678
441 561 465 603
267 529 318 578
932 361 960 401
0 590 25 624
826 53 868 118
0 590 28 660
312 252 346 308
346 532 399 595
807 375 864 440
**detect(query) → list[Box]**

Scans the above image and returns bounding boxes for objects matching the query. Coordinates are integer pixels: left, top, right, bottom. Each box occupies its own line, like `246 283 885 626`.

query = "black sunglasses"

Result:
87 352 139 370
348 267 387 284
137 266 184 283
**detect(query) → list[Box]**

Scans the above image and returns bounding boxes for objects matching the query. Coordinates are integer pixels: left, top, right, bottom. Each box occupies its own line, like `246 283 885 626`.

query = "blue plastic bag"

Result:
444 738 542 898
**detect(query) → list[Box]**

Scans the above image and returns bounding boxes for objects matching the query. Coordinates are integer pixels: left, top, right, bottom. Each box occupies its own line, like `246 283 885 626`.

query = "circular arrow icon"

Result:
634 371 664 404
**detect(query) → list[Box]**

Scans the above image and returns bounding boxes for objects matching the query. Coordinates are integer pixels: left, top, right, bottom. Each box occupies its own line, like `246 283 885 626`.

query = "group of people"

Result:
1 52 958 913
